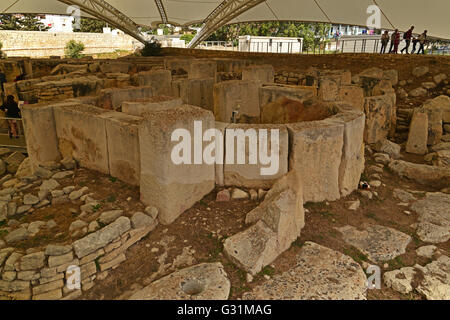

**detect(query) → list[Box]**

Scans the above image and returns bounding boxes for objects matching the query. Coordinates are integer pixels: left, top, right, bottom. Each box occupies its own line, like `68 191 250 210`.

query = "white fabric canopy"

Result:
1 0 449 40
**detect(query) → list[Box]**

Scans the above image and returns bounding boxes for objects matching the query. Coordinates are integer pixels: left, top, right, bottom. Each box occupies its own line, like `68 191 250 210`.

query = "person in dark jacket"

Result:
0 95 21 138
401 26 414 54
411 37 419 54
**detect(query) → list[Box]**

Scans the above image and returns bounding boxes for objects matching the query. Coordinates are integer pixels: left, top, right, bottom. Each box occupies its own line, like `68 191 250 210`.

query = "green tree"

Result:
0 14 49 31
206 21 331 51
76 17 107 33
65 40 85 58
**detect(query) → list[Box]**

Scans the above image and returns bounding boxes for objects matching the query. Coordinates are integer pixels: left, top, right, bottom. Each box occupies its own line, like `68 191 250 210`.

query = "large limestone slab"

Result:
415 255 450 300
101 112 142 186
337 225 411 263
72 216 131 258
242 64 274 83
122 96 182 117
287 119 344 202
331 110 366 197
259 85 318 124
246 170 305 251
339 85 365 111
224 220 279 275
139 105 215 225
188 59 217 80
411 192 450 243
388 160 450 187
213 58 251 73
214 122 228 186
363 94 396 144
97 86 153 111
131 70 172 96
53 104 110 174
213 80 261 123
22 103 66 171
243 242 367 300
187 78 215 112
129 263 230 300
422 97 446 145
224 124 288 189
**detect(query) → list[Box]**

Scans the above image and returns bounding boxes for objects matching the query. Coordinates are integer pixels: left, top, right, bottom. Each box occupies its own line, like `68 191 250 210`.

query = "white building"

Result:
40 15 74 32
238 36 303 54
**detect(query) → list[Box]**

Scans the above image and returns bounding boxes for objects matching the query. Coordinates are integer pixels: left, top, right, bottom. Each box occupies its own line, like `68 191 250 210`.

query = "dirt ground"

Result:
71 145 448 301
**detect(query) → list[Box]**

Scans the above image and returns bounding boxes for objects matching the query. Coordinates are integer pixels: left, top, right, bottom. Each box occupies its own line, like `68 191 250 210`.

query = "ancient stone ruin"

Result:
0 53 449 300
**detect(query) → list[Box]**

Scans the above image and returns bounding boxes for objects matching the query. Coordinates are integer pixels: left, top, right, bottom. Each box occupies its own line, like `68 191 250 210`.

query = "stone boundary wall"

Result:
0 213 157 300
0 31 135 58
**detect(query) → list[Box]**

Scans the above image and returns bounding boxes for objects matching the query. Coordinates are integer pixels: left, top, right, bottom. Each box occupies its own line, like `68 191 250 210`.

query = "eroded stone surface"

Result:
243 242 367 300
129 263 230 300
411 192 450 243
337 225 411 263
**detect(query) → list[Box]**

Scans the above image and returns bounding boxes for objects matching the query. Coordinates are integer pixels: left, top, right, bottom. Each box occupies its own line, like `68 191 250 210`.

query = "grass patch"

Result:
109 176 117 183
259 265 275 277
292 238 304 248
92 204 102 212
343 247 369 264
389 256 405 269
106 194 117 203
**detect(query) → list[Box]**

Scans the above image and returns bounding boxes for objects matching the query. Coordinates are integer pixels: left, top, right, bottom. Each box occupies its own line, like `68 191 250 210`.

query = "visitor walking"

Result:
401 26 414 54
417 30 428 54
390 29 401 53
380 31 390 53
0 95 21 139
411 37 419 54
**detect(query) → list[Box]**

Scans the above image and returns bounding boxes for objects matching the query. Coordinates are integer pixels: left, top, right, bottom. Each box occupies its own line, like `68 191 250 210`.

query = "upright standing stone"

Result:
406 109 429 155
139 105 215 225
242 65 274 83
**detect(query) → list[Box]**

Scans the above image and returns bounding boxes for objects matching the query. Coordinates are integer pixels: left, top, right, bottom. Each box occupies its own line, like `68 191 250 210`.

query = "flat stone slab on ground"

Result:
411 192 450 243
129 262 230 300
337 225 411 263
243 242 367 300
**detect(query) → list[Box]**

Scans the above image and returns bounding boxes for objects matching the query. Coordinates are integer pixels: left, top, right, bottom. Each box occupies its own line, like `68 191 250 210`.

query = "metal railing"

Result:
196 38 449 55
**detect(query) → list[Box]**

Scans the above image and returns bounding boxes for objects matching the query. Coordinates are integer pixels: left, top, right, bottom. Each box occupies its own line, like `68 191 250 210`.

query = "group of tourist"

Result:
380 26 428 54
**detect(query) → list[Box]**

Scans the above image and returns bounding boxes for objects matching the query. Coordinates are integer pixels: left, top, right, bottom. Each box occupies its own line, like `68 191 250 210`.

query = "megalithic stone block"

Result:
139 105 215 225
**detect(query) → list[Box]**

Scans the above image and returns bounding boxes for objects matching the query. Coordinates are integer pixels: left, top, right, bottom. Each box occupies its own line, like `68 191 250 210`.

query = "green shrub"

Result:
180 33 195 45
141 40 162 56
65 40 85 58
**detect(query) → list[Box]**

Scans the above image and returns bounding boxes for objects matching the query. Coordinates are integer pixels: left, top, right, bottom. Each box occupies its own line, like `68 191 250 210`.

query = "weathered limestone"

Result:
188 59 217 80
243 242 367 300
318 77 339 101
53 104 110 174
339 86 365 111
287 119 344 202
187 78 215 112
72 216 131 258
411 192 450 244
213 80 261 123
259 85 319 124
101 112 142 185
138 105 215 225
337 225 411 263
22 104 67 171
389 160 450 187
129 262 230 300
332 110 366 197
224 124 289 189
406 109 429 155
131 70 172 96
242 64 274 83
97 86 153 110
225 171 304 275
422 96 448 145
363 94 396 144
122 96 182 117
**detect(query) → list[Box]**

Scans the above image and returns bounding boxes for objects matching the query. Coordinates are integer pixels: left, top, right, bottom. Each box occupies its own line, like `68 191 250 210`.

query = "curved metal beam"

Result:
58 0 147 43
154 0 168 24
188 0 265 48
